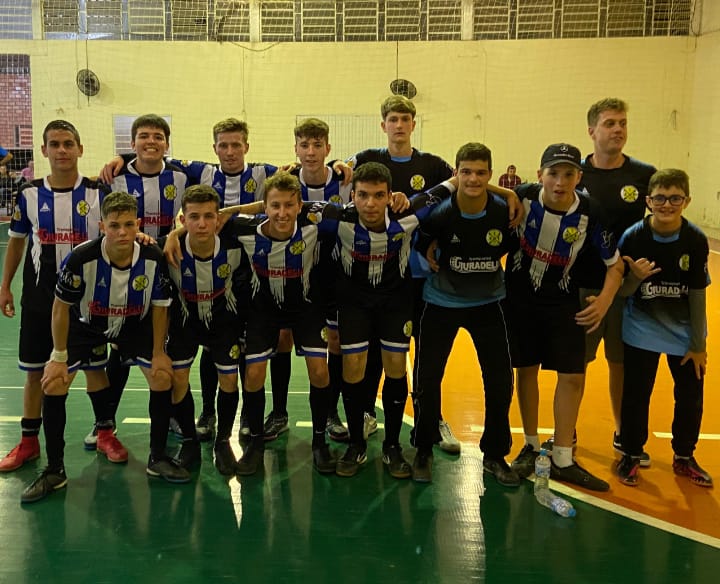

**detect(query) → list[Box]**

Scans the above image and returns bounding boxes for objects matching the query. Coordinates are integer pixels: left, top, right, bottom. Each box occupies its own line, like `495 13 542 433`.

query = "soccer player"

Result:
507 144 623 492
411 143 517 486
615 169 712 487
21 192 183 503
0 120 109 473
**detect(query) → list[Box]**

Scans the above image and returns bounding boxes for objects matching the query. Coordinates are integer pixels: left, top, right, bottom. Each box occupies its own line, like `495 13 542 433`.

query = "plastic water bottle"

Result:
534 449 576 518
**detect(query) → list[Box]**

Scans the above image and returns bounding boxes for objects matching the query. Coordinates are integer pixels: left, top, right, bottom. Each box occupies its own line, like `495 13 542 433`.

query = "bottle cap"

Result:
568 508 577 517
539 448 548 456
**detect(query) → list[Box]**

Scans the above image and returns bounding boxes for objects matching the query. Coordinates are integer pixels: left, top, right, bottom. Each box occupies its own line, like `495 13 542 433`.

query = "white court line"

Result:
654 431 720 440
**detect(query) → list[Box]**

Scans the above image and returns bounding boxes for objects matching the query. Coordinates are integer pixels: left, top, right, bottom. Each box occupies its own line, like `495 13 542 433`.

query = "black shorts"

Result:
66 321 155 373
167 313 242 375
506 296 585 374
18 306 53 371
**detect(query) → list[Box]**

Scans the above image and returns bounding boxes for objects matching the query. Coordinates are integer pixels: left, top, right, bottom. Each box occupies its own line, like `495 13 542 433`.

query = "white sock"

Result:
554 446 573 468
524 435 541 451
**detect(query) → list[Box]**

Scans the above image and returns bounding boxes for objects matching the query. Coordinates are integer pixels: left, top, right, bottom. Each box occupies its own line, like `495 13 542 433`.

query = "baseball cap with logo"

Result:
540 143 582 170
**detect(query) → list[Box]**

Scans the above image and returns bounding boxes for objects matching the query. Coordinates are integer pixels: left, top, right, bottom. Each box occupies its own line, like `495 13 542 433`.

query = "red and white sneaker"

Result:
96 429 128 463
0 436 40 472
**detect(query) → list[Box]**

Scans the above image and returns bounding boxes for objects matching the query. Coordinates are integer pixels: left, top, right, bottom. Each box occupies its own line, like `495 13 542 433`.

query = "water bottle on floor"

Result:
534 449 576 518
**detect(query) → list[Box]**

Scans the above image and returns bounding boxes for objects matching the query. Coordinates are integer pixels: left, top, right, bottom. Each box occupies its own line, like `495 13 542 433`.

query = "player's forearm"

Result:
487 183 515 199
688 288 707 353
221 201 264 216
0 237 25 290
598 259 624 303
50 299 71 352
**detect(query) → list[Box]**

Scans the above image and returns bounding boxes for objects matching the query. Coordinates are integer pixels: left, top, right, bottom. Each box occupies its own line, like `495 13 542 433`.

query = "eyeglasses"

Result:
648 194 686 206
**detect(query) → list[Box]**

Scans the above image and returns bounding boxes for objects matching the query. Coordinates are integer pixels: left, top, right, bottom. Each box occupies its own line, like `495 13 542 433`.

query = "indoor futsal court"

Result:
1 1 720 582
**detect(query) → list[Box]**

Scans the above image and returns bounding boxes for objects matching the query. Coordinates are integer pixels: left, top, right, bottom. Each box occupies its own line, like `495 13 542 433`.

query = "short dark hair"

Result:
263 171 302 203
455 142 492 170
294 118 330 141
587 98 628 127
381 95 416 120
182 184 220 212
43 120 81 146
131 114 170 141
101 191 138 219
352 162 392 192
648 168 690 198
213 118 249 143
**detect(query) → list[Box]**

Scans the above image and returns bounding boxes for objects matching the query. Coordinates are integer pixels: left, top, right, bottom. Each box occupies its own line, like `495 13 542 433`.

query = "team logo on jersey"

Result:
403 320 413 338
347 159 356 169
486 229 503 246
92 345 106 356
76 200 90 217
12 207 21 221
245 178 257 194
290 240 306 255
217 263 231 279
229 344 240 360
620 185 639 203
71 275 82 289
182 160 190 166
410 175 426 191
307 212 321 225
392 232 405 242
164 185 177 201
132 275 149 291
329 195 343 205
679 254 690 271
320 326 329 342
562 226 579 243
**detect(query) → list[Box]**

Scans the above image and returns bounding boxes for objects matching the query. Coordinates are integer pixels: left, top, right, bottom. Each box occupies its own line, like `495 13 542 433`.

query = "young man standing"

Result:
21 192 184 503
0 120 109 473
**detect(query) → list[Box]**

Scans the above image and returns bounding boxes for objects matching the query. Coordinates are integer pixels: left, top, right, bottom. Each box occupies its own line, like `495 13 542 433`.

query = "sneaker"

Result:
326 412 349 442
21 467 68 504
0 436 40 472
146 455 191 484
236 440 265 476
336 444 367 478
263 412 289 442
540 430 578 455
312 443 337 474
363 413 378 441
84 422 117 451
196 412 216 442
412 448 433 483
213 440 237 476
613 433 651 468
238 416 251 442
673 456 714 488
96 429 128 463
438 420 461 454
550 459 610 492
483 457 521 487
616 454 640 486
169 417 184 439
382 444 412 479
510 444 539 479
172 439 201 470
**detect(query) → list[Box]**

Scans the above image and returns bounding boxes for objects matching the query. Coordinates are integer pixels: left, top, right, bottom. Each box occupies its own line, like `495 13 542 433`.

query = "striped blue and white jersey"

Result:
111 160 188 238
164 232 245 328
9 175 109 307
171 159 278 206
291 166 351 206
55 237 171 339
508 183 619 299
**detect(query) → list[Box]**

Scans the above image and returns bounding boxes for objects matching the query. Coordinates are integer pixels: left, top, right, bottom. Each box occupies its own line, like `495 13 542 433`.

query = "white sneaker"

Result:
363 412 378 441
438 420 461 454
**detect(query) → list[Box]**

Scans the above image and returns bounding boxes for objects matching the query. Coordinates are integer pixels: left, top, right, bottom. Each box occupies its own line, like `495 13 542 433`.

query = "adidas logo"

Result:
98 277 107 287
256 249 266 256
450 234 461 244
131 190 141 198
213 182 223 190
183 268 193 277
528 218 537 229
40 203 51 213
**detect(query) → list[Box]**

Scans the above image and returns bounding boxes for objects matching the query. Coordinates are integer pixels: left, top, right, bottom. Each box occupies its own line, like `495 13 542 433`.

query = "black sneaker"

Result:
236 440 265 476
196 412 216 442
483 457 521 487
412 448 433 483
172 439 202 470
21 467 68 504
551 459 609 492
213 440 237 476
540 430 578 455
673 456 713 487
335 444 367 478
613 433 651 468
616 454 640 486
263 412 289 442
510 444 539 479
326 412 349 442
238 416 251 442
312 443 337 474
146 456 191 484
382 444 411 479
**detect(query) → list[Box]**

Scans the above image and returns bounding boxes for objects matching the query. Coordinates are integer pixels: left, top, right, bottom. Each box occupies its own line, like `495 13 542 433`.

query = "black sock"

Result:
382 375 408 448
107 347 130 421
21 417 42 438
270 352 291 416
328 352 343 416
148 390 172 459
88 386 114 429
343 379 367 448
363 343 383 415
238 353 247 391
309 384 330 448
42 394 67 472
173 389 198 441
240 388 250 418
199 348 218 416
216 389 239 442
244 389 266 438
